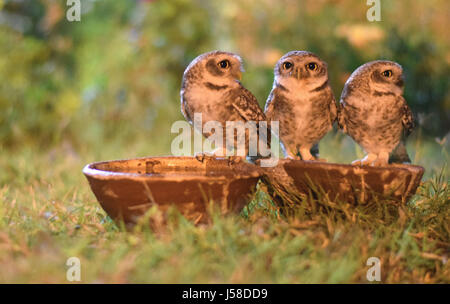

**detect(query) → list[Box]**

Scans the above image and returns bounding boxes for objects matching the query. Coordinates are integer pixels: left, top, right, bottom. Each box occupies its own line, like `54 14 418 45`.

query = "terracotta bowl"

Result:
83 156 261 227
282 161 424 204
259 159 424 205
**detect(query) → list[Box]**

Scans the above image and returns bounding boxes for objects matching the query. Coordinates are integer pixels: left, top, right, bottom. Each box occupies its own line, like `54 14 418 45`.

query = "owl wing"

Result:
337 99 347 133
337 83 355 133
264 89 275 119
231 86 267 122
399 96 415 137
231 85 271 153
389 141 411 164
329 91 338 124
180 97 192 124
389 96 414 164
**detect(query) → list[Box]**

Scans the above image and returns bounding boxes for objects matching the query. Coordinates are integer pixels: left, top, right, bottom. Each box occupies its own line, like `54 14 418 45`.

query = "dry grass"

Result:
0 135 448 283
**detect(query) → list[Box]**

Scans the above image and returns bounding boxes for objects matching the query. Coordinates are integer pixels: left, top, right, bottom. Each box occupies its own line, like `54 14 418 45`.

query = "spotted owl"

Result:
180 51 269 159
338 60 415 166
264 51 337 161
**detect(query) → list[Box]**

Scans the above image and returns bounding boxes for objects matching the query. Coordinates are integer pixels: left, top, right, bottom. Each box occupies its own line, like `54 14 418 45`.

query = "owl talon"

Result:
352 159 369 166
351 158 376 166
195 153 205 163
352 153 377 166
228 156 244 165
373 152 389 166
299 148 315 161
195 152 215 163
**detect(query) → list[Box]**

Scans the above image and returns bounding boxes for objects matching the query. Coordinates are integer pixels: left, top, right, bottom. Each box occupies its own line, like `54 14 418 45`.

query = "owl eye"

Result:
382 70 393 77
283 62 293 69
307 62 318 71
218 60 230 69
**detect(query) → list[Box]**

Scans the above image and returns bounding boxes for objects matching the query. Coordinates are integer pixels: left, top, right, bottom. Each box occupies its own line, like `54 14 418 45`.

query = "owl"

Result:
264 51 337 161
180 51 269 159
338 60 414 166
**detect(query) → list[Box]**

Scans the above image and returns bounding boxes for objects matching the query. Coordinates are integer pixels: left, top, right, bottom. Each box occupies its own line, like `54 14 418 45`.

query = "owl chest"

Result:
291 98 330 129
345 100 403 148
185 88 236 122
273 96 330 144
349 102 401 129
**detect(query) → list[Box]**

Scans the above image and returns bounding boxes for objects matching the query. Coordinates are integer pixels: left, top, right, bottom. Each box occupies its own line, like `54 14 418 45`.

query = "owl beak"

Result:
395 76 404 87
236 70 242 81
296 67 301 81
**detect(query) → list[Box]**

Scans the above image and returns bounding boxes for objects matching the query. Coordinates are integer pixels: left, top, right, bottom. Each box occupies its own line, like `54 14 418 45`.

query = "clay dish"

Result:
83 156 261 227
282 161 424 204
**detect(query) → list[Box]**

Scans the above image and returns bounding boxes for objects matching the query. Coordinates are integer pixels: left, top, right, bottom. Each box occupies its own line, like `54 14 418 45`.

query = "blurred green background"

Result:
0 0 449 174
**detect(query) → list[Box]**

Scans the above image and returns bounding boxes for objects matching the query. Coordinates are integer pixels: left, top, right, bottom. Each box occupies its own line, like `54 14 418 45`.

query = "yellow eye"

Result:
307 62 318 71
218 60 230 69
382 70 393 77
283 62 293 69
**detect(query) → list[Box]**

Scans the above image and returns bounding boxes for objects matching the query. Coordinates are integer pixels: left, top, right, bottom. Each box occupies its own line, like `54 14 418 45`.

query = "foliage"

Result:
0 0 449 150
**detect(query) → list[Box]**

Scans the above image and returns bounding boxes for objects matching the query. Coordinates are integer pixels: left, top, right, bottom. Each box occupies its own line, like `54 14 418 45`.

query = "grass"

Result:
0 133 448 283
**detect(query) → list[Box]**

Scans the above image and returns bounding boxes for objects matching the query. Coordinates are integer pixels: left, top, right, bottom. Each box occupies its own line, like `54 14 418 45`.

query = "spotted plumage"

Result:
264 51 337 161
180 51 268 158
338 60 415 166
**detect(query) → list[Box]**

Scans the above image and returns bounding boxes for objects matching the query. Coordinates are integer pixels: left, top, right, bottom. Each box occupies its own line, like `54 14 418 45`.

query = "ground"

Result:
0 133 448 283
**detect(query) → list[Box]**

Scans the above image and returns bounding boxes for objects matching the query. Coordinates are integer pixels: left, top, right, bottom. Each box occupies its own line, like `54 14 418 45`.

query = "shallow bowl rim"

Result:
282 159 425 172
82 155 262 182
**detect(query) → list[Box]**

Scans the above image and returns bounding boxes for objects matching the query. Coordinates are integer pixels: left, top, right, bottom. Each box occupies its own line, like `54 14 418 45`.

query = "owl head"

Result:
346 60 404 96
182 51 244 87
274 51 329 91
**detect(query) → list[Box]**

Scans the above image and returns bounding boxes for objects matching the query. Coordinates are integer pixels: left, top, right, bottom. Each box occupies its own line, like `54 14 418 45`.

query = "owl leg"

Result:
285 149 300 160
223 134 245 164
373 151 389 166
195 129 226 162
352 153 377 166
299 147 315 161
280 142 300 160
